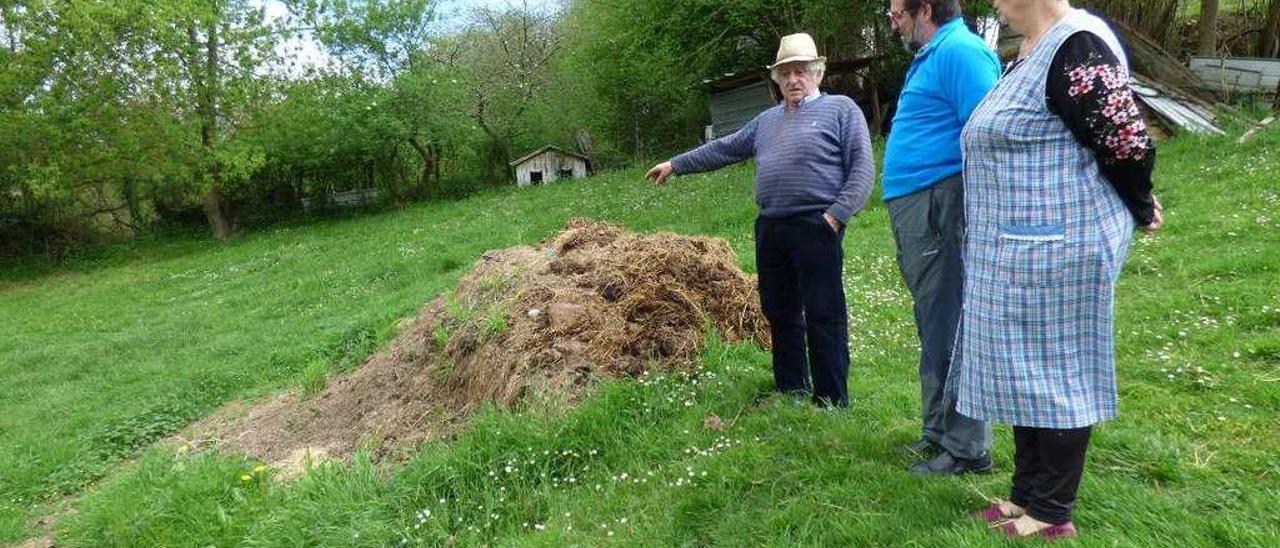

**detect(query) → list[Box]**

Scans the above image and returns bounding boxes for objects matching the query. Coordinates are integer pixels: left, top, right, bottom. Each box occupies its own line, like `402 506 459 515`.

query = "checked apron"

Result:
954 10 1137 429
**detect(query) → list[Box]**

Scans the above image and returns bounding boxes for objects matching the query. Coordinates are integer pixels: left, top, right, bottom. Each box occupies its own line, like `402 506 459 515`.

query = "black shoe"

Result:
902 438 942 459
910 451 994 476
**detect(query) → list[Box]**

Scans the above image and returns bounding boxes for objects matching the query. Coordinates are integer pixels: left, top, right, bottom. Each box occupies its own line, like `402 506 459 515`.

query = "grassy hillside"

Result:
1 128 1277 546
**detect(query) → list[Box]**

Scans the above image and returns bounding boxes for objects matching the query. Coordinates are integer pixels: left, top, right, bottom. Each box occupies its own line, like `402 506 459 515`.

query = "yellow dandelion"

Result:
253 465 268 474
240 474 252 482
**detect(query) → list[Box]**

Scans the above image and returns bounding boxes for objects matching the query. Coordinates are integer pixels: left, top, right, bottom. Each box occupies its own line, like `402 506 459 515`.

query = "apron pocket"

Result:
996 224 1066 288
993 224 1081 365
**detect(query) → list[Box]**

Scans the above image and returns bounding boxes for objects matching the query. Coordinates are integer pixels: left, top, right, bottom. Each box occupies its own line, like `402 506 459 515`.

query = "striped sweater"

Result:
671 94 875 223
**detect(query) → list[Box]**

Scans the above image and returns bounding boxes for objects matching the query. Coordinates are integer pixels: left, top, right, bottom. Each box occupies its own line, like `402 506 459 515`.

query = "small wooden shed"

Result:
509 145 590 187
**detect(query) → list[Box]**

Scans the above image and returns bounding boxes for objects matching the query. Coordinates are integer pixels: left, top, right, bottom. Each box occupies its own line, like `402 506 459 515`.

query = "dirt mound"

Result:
183 219 768 467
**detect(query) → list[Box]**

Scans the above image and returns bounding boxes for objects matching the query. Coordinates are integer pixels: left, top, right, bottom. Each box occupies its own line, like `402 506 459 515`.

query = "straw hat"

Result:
767 33 826 69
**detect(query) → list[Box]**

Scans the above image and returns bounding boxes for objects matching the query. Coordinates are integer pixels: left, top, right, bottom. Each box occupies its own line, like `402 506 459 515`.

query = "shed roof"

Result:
509 145 591 167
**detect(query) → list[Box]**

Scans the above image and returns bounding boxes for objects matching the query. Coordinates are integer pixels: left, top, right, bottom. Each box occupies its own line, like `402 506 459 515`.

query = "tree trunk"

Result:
486 137 511 185
869 81 883 138
122 178 145 231
1198 0 1219 56
193 3 232 239
431 142 441 182
407 135 437 197
202 188 233 239
471 97 513 184
1260 0 1280 58
633 112 641 161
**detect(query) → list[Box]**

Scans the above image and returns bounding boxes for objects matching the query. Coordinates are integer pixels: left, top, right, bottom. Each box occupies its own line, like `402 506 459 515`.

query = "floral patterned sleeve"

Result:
1047 32 1157 226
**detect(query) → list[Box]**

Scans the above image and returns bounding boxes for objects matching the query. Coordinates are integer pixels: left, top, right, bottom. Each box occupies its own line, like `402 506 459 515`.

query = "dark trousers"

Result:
887 175 991 459
1010 426 1093 525
754 212 850 407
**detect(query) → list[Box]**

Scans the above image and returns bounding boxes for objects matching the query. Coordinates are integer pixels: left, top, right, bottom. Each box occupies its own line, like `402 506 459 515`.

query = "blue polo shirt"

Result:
883 17 1000 201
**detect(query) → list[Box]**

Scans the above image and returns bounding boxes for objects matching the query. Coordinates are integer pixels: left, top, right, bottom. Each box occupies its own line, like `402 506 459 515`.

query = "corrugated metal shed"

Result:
707 77 776 138
702 57 880 140
1189 56 1280 94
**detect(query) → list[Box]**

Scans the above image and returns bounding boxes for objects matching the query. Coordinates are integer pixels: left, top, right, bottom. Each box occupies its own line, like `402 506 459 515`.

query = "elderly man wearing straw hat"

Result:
646 33 875 407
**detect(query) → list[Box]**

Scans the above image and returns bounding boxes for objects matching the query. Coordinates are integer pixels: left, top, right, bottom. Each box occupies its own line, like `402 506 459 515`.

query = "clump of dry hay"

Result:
183 219 768 468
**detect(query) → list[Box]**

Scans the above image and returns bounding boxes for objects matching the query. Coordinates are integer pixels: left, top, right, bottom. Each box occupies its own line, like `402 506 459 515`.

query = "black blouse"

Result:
1007 32 1158 226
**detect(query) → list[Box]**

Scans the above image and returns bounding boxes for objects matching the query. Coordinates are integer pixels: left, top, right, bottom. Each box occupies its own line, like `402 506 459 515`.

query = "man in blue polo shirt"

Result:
884 0 1000 475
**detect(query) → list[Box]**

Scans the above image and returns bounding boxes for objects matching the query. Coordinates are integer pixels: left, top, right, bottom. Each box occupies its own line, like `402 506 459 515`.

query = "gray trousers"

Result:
887 174 991 459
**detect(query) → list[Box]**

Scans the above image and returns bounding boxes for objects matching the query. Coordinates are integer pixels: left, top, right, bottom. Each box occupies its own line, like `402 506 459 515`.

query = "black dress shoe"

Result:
910 451 994 476
902 438 942 458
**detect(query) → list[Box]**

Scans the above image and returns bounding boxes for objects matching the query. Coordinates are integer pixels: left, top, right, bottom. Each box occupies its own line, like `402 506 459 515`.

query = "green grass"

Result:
1180 0 1268 19
2 128 1278 546
298 357 331 400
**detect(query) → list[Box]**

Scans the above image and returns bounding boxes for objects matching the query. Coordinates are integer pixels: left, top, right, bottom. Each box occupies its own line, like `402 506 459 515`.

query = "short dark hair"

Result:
904 0 962 25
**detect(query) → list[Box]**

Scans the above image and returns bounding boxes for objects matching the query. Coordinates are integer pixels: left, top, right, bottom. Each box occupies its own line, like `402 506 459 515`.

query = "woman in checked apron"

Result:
954 0 1164 540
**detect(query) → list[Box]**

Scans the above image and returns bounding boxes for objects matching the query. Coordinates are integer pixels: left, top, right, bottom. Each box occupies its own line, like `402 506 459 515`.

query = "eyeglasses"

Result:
885 8 912 22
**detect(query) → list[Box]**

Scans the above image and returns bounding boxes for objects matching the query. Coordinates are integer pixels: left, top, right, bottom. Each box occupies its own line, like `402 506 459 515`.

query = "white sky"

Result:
451 0 562 17
257 0 562 77
259 1 330 75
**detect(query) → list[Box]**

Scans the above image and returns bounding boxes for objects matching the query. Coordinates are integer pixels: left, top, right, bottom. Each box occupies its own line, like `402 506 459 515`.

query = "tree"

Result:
294 0 473 197
557 0 918 161
176 0 280 239
0 0 282 243
1260 0 1280 58
1 1 210 249
453 5 560 181
1198 0 1219 56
